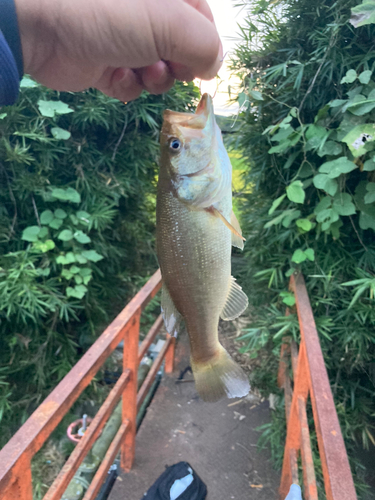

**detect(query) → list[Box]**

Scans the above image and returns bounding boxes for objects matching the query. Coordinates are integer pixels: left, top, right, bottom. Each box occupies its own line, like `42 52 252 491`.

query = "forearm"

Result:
14 0 55 77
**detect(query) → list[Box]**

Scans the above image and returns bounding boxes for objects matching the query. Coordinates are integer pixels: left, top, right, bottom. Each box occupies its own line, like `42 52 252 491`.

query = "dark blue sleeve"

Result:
0 29 20 106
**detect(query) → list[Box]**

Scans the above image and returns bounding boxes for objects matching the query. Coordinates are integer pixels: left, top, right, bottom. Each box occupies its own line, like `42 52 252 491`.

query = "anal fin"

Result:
220 276 248 321
161 283 181 337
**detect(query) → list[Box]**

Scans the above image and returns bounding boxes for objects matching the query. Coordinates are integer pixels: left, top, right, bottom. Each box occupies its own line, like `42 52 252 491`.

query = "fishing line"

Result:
231 99 250 128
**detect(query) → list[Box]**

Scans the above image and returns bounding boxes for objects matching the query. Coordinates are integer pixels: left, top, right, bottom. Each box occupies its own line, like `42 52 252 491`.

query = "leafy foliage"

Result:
231 0 375 494
0 79 199 446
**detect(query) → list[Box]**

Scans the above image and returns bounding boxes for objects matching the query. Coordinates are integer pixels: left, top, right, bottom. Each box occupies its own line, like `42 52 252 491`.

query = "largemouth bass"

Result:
156 93 250 403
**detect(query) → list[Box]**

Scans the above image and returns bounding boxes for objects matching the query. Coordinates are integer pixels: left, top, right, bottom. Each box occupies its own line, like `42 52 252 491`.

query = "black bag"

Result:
142 461 207 500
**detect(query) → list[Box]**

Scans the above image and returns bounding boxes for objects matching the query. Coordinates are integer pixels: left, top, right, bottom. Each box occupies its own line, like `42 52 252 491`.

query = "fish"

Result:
156 93 250 403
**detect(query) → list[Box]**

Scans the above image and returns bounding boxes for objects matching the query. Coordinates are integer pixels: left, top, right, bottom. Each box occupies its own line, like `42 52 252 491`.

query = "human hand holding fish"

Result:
157 93 250 403
14 0 222 101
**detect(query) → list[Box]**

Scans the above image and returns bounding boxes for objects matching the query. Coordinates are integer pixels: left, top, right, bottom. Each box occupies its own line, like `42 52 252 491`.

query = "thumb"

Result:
149 0 222 80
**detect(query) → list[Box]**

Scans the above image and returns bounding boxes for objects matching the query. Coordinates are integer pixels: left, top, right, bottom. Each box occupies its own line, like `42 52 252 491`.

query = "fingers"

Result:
138 61 175 94
96 67 143 102
182 0 215 23
96 62 175 101
146 0 222 80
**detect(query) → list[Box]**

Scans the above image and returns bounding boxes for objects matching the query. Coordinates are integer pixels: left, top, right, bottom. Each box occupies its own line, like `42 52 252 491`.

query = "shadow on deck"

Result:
109 335 279 500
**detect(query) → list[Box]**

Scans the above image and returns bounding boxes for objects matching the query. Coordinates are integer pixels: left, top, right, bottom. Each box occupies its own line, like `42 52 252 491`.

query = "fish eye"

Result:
169 138 182 152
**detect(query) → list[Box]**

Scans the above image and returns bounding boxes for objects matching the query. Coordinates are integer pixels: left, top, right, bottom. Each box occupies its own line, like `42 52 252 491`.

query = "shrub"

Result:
0 79 199 445
231 0 375 494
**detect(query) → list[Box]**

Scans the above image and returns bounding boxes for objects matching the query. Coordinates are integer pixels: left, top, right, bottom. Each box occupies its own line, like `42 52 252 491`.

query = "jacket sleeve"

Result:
0 0 24 106
0 30 20 106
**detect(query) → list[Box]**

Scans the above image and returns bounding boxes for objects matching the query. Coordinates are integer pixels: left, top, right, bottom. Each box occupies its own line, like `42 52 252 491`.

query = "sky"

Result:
196 0 248 116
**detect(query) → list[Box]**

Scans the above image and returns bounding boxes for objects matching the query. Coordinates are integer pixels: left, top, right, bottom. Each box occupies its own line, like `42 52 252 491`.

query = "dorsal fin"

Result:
220 276 248 321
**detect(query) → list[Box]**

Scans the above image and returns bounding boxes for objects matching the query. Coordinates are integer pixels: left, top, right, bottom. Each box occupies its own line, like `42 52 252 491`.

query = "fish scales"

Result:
157 187 231 361
156 93 250 402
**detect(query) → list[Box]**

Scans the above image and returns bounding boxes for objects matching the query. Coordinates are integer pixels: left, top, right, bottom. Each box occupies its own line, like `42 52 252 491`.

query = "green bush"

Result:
0 79 199 446
230 0 375 494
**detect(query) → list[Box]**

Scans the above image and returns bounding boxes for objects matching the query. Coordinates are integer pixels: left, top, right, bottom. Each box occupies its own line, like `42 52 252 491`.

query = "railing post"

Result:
164 334 175 374
279 341 310 499
121 309 141 472
1 456 33 500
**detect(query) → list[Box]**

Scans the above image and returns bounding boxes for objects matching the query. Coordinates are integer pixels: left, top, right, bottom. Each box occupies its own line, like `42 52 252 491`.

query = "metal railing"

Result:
278 273 357 500
0 269 175 500
0 269 358 500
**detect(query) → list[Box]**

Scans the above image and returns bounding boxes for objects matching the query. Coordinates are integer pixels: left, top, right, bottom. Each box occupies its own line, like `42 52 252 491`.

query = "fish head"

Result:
160 93 231 208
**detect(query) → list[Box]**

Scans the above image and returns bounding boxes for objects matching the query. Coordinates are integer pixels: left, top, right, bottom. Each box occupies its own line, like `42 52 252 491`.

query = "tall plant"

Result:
231 0 375 494
0 79 199 446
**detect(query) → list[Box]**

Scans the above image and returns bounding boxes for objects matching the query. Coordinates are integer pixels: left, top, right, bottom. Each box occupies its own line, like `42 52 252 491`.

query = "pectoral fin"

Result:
207 207 246 243
230 211 245 250
220 276 248 321
161 284 181 337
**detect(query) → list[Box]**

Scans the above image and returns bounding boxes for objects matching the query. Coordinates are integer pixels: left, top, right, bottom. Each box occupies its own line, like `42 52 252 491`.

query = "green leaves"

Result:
314 196 339 231
22 226 40 242
73 231 91 244
350 0 375 28
317 141 342 157
20 76 38 88
332 193 356 215
279 291 295 307
33 240 55 253
286 181 305 204
268 194 286 215
49 218 63 230
40 210 54 225
346 95 375 116
363 158 375 171
342 124 375 157
58 230 74 241
81 250 104 262
54 209 67 219
319 157 357 178
296 218 312 231
249 90 263 101
66 285 88 299
51 187 81 203
51 127 71 140
313 174 338 196
359 70 373 84
238 92 247 108
364 183 375 204
340 69 357 84
291 248 315 264
37 100 73 118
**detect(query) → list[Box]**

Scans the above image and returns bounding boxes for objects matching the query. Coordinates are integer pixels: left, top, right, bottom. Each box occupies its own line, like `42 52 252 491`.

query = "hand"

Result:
14 0 222 101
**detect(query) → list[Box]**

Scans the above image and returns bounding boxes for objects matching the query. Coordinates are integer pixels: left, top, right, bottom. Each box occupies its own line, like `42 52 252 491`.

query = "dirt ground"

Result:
109 324 279 500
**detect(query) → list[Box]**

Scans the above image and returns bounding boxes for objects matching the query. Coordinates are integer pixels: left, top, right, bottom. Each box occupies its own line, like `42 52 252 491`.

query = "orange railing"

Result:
0 269 358 500
278 273 357 500
0 269 175 500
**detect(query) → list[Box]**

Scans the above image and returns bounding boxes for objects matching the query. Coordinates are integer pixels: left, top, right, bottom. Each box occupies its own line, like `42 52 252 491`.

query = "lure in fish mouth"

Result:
156 93 250 403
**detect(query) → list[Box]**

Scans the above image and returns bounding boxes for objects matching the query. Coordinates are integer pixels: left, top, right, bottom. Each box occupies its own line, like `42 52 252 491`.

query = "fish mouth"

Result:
163 93 214 130
176 161 211 179
195 93 214 117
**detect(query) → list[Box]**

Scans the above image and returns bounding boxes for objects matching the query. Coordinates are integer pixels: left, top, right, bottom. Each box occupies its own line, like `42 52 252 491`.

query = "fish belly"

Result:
156 187 231 361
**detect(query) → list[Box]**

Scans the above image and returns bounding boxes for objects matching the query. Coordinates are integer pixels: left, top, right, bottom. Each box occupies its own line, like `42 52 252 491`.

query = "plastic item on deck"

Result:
285 484 303 500
141 461 207 499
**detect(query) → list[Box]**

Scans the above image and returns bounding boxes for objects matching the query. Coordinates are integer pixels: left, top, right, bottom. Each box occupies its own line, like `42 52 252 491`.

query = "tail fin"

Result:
191 346 250 403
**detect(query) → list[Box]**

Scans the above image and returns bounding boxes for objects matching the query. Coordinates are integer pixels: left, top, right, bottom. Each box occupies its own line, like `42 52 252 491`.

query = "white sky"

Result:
196 0 248 116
